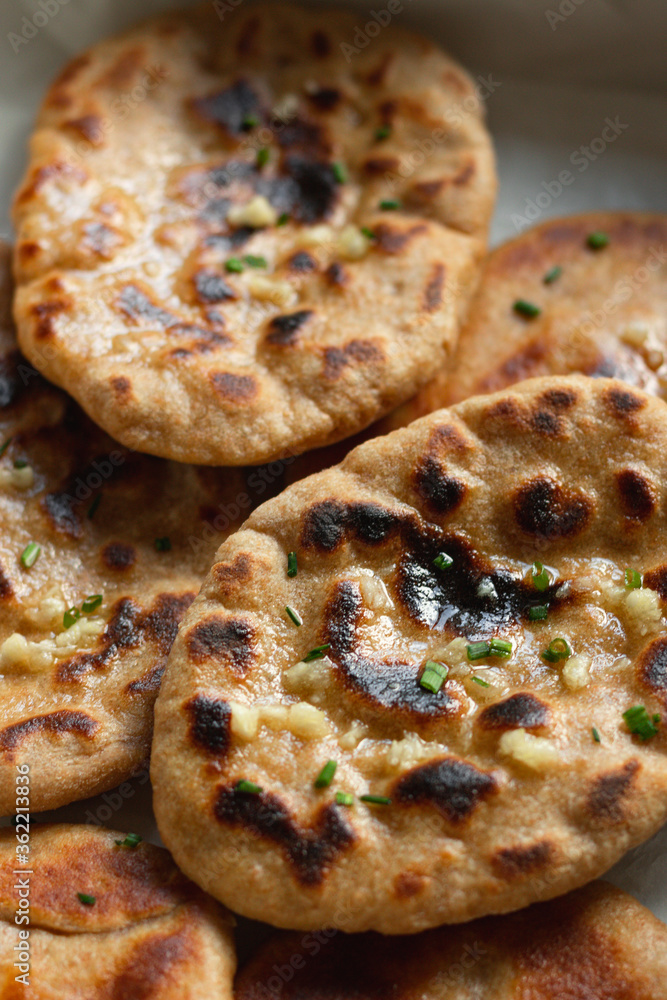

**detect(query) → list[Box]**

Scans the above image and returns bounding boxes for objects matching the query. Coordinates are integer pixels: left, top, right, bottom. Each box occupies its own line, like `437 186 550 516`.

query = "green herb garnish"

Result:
0 438 11 458
87 495 102 519
13 459 28 469
20 542 41 569
489 637 512 658
543 265 563 284
360 794 391 805
587 231 609 250
625 568 642 589
335 791 354 806
361 226 376 240
332 162 348 184
531 561 550 592
277 212 290 226
115 833 143 849
287 551 298 577
82 594 103 614
285 605 303 627
380 199 401 210
592 727 601 743
467 641 490 661
236 780 262 794
433 553 453 571
542 637 572 663
242 114 260 130
256 147 270 168
419 660 448 693
472 676 490 688
314 760 337 789
623 705 660 741
154 537 171 552
374 124 391 141
225 257 245 273
528 605 549 621
63 607 81 630
243 255 268 268
77 893 96 906
513 299 541 319
303 644 331 662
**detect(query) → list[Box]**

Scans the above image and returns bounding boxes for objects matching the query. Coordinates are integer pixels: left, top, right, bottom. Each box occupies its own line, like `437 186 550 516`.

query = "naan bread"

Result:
399 211 667 416
0 242 251 814
0 824 235 998
153 375 667 933
12 1 494 466
236 882 667 999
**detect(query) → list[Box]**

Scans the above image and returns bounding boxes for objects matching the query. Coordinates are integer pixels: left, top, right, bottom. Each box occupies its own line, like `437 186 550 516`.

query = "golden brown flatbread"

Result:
153 374 667 933
236 882 667 999
12 1 494 466
0 824 235 998
0 242 251 814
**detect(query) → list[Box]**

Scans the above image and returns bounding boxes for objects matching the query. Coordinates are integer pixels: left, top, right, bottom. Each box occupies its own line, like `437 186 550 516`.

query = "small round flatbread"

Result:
12 1 494 466
0 242 252 815
236 882 667 999
397 211 667 417
153 374 667 933
0 824 235 998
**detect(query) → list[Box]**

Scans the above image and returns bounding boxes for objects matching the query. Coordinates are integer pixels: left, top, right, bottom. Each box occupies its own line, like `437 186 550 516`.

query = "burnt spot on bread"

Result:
102 542 136 571
186 695 232 757
57 593 194 683
288 251 317 274
194 271 237 304
616 469 656 521
187 616 255 674
266 310 314 346
64 114 105 145
31 299 69 341
643 566 667 601
124 661 166 696
367 54 394 87
210 371 258 403
110 375 132 400
637 636 667 704
97 47 146 88
107 930 189 1000
422 264 445 312
214 788 355 885
394 871 426 899
118 285 211 340
284 156 339 223
323 340 382 380
478 693 550 731
276 119 328 156
363 157 400 176
587 761 639 823
394 757 497 823
325 262 349 287
307 87 341 112
513 477 593 540
604 386 646 417
492 840 553 880
324 581 462 723
479 340 548 394
301 500 400 553
0 563 13 600
42 490 82 539
0 710 99 759
15 162 87 206
0 351 34 408
413 458 467 516
310 30 332 58
213 553 254 597
192 79 263 136
374 223 428 254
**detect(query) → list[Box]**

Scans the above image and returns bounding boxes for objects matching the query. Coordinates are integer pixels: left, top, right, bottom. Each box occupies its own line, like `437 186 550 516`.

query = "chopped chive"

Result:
489 637 512 658
13 459 28 469
587 231 609 250
467 641 490 661
528 604 549 621
542 637 572 663
115 833 142 849
380 199 401 210
63 606 81 629
332 162 348 184
623 705 660 741
314 760 337 788
225 257 244 273
285 605 303 627
243 254 268 268
472 675 490 688
374 124 391 141
20 542 41 569
277 212 290 226
360 794 391 805
242 114 260 130
513 299 541 319
433 553 453 571
543 265 563 284
87 494 102 519
420 659 448 693
531 561 550 592
0 437 11 457
256 147 270 168
592 727 601 743
335 791 354 806
303 643 331 662
625 568 642 589
361 226 376 240
236 779 262 794
82 594 103 614
654 713 661 724
154 537 171 552
287 551 298 577
77 893 96 906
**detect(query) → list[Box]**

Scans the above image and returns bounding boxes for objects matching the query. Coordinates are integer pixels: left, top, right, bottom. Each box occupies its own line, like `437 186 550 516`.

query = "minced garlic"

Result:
229 700 329 740
561 653 591 690
0 464 34 490
625 586 663 633
227 195 278 229
246 274 296 307
499 729 559 770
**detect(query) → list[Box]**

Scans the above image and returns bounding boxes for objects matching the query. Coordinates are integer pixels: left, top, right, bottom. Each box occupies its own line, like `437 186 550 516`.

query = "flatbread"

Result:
397 211 667 417
153 374 667 933
0 824 235 998
12 1 494 466
236 882 667 999
0 242 253 815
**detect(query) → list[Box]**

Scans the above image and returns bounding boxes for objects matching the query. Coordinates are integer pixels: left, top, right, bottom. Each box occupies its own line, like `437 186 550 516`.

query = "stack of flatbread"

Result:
2 2 667 996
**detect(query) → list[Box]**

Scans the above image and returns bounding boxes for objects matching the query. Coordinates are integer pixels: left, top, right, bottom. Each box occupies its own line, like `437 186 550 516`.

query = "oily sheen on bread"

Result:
152 374 667 932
